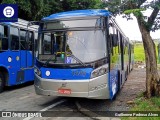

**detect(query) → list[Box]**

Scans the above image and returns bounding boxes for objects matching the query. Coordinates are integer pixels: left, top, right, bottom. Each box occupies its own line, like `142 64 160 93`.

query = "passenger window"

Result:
0 25 8 50
28 32 34 51
109 24 119 55
20 29 27 50
11 27 19 50
34 32 38 51
0 25 4 37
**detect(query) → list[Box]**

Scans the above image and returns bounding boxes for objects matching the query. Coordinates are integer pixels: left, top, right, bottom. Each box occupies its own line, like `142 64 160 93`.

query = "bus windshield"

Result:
38 30 107 64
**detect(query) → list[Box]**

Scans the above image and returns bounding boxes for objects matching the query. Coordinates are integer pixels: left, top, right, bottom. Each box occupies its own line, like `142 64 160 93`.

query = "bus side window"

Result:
0 25 8 50
28 32 34 51
109 24 118 55
34 32 38 52
109 23 114 54
20 29 26 50
20 29 27 50
0 25 4 50
10 27 19 50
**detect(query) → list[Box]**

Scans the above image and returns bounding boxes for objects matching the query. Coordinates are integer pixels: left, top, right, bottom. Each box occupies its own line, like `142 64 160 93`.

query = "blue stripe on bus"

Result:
1 22 12 25
40 67 93 80
42 9 111 20
109 70 118 99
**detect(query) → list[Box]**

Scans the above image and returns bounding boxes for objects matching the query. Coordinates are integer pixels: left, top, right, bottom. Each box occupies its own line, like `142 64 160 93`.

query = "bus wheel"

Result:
0 72 4 93
125 67 128 81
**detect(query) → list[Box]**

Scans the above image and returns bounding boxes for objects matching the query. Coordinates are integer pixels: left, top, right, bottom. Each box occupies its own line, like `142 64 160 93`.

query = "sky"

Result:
115 14 160 41
115 1 160 41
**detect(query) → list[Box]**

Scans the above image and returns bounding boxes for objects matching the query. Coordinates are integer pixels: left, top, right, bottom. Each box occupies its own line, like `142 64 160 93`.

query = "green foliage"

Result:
122 94 160 120
2 0 16 4
134 43 145 62
1 0 103 20
103 0 160 31
94 0 106 9
102 0 120 14
60 0 101 11
151 97 160 107
124 9 145 16
134 42 159 62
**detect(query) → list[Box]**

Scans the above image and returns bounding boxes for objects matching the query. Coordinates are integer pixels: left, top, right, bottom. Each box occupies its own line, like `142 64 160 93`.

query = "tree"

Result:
2 0 51 20
60 0 102 11
1 0 103 20
104 0 160 98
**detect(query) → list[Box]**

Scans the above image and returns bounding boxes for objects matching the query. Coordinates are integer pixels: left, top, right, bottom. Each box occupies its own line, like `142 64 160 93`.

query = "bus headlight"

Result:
34 67 41 76
45 70 50 76
91 64 108 79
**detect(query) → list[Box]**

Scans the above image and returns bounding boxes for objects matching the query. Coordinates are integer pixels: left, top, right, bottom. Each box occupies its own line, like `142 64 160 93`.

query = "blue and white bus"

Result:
0 19 38 92
34 9 134 99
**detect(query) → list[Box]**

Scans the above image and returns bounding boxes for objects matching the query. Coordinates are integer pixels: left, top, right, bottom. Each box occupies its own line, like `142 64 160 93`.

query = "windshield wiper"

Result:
66 52 86 67
44 53 57 65
43 52 86 67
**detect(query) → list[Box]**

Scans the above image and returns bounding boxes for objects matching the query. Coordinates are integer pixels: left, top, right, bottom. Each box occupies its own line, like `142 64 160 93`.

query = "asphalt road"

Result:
0 68 145 120
0 82 120 120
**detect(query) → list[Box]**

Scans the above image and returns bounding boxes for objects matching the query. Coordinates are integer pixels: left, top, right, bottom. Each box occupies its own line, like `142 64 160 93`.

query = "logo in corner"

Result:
0 4 18 22
3 6 14 18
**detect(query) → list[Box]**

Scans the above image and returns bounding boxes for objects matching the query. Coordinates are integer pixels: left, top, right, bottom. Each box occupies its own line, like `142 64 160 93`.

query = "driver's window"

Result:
43 33 51 54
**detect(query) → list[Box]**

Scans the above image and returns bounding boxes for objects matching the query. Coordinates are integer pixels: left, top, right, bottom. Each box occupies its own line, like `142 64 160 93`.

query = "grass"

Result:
122 95 160 120
134 43 145 62
134 42 159 62
122 42 160 120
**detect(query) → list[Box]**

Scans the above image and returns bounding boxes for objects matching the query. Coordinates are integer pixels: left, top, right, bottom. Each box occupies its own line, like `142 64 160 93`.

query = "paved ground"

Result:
0 68 146 120
108 68 146 111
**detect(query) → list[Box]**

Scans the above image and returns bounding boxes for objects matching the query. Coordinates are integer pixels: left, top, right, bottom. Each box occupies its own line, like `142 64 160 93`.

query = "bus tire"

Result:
0 72 4 93
112 94 117 100
125 67 128 81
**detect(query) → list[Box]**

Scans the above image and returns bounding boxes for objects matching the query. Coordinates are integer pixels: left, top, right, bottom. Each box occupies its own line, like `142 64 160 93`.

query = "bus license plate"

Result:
58 89 71 94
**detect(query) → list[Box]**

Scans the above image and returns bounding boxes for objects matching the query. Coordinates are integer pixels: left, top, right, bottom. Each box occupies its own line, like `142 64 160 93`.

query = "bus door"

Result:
26 31 34 67
120 34 124 71
120 35 125 84
19 30 34 68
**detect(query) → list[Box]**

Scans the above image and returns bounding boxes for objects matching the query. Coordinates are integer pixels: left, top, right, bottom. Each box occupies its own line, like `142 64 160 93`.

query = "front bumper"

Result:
34 73 110 99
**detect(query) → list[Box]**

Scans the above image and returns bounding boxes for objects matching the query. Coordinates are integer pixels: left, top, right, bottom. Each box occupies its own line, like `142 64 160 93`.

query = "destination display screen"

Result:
42 18 104 30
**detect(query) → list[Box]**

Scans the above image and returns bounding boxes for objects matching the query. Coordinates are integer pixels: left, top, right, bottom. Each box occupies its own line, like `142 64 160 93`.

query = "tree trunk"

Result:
136 18 160 98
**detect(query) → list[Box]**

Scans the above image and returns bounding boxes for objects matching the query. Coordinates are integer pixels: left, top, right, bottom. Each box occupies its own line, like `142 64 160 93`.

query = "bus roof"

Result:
42 9 111 21
0 18 38 31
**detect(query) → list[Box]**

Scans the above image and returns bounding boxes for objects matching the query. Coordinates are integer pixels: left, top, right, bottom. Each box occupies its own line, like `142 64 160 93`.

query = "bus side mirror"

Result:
110 34 118 47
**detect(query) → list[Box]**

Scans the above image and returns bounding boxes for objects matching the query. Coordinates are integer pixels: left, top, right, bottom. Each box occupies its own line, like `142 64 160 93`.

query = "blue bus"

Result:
34 9 134 99
0 19 38 92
